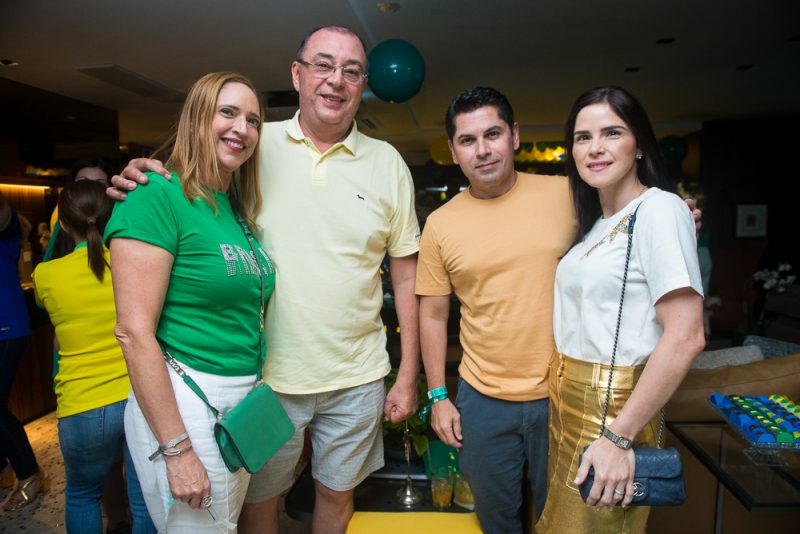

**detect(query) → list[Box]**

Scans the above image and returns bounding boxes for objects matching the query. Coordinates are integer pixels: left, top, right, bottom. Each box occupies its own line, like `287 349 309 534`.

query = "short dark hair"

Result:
69 157 112 184
564 85 674 242
445 87 515 140
295 25 368 63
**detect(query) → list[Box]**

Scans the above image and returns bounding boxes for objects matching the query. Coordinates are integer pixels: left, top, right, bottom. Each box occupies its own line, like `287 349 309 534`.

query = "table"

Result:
668 422 800 533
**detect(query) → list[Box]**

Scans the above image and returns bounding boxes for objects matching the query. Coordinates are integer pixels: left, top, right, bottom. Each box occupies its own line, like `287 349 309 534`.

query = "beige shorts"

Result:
245 378 385 502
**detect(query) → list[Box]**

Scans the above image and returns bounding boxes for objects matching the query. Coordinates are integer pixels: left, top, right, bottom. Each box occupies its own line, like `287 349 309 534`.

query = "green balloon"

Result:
368 39 425 103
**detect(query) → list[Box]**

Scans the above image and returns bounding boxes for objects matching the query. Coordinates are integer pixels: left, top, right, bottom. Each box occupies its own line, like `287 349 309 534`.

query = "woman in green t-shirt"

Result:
106 72 275 531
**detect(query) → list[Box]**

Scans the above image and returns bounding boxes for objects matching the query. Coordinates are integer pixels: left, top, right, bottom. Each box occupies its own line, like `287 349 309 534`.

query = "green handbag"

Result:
164 350 294 474
214 381 294 473
161 216 294 473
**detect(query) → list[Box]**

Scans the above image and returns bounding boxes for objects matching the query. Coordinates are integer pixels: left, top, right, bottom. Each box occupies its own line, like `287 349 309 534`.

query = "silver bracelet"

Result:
148 432 190 461
160 443 193 458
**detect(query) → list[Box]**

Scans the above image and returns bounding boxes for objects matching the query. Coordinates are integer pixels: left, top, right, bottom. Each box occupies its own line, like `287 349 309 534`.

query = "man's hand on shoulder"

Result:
683 197 702 236
107 158 171 201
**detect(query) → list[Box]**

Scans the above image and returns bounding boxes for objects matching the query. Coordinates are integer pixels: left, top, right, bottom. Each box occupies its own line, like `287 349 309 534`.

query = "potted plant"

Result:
382 370 430 460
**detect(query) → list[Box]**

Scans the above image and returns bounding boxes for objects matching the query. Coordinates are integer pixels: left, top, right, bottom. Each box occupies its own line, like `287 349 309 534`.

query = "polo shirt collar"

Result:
285 111 359 155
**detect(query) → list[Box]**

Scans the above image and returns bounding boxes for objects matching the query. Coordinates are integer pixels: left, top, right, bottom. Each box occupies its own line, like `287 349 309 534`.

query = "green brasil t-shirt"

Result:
104 172 275 376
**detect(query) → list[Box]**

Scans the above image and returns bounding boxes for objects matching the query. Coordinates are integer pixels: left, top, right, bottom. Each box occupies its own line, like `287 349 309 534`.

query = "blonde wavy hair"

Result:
155 72 263 229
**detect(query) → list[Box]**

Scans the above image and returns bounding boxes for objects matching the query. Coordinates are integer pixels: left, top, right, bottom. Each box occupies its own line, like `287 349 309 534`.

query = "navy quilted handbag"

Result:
579 447 686 506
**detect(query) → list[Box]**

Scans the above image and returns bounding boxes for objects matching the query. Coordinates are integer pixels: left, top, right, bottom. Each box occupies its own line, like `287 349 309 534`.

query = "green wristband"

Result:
427 386 448 400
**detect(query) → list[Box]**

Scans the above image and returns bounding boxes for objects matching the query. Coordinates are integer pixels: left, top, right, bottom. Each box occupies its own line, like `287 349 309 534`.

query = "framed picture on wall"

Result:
736 204 768 237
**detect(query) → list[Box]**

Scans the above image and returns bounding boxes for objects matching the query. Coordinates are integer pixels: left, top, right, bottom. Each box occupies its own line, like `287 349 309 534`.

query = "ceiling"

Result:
2 0 799 165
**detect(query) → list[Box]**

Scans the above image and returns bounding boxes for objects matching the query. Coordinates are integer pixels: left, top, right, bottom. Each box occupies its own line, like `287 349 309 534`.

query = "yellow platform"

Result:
346 511 482 533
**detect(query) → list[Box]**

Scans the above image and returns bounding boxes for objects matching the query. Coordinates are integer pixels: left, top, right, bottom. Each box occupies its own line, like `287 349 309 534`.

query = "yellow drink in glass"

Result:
430 468 453 510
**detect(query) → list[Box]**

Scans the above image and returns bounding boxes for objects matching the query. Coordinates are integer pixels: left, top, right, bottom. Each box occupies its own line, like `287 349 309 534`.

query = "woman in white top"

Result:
536 86 705 534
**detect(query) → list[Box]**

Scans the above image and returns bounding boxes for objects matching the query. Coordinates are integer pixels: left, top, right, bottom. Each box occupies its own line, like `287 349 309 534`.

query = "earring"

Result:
635 153 643 160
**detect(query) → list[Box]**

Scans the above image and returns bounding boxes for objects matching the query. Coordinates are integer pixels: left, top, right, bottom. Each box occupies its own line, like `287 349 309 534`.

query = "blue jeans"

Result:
58 400 155 534
457 378 549 534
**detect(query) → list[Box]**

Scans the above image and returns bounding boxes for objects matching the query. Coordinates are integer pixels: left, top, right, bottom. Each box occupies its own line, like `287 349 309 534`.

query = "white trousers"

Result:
125 361 254 533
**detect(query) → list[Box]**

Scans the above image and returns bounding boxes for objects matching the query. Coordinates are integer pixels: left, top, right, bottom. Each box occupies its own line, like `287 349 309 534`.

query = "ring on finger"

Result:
614 488 625 496
202 495 213 508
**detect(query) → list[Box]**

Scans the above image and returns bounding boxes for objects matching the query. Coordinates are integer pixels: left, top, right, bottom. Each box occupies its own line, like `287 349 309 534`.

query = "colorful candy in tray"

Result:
709 393 800 448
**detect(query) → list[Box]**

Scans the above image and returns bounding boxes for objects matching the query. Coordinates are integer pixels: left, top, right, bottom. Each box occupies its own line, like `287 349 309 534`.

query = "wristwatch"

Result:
602 427 633 450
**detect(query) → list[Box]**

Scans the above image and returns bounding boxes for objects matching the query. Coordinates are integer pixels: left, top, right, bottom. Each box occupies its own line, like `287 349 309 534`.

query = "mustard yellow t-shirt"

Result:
32 243 129 417
416 173 576 401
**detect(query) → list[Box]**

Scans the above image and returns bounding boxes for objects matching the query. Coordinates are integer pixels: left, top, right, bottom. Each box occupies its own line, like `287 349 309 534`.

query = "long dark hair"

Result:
564 86 674 242
57 181 114 281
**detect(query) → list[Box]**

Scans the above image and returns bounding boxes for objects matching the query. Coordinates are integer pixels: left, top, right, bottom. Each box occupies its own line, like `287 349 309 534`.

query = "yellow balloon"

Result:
429 136 453 166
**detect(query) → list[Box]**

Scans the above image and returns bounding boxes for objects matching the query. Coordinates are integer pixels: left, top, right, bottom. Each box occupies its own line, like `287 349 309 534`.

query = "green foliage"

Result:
382 369 430 456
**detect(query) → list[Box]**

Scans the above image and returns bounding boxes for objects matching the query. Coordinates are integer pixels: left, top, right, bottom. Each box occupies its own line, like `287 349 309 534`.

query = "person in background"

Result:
32 181 154 533
536 86 705 533
44 157 112 262
0 189 48 512
106 71 273 531
36 222 50 256
41 157 132 532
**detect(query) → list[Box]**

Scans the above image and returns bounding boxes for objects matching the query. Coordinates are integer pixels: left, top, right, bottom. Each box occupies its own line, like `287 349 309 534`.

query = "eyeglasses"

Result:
296 59 367 84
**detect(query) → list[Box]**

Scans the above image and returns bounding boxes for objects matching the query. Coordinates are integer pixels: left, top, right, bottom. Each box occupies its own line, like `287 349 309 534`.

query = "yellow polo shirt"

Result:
32 243 129 417
258 113 420 394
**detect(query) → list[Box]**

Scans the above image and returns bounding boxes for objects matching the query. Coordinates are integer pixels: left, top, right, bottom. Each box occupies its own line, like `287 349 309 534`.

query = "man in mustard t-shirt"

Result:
416 87 576 534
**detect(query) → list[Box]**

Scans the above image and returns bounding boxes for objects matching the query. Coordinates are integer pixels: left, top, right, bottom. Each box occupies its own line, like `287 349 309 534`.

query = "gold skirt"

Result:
536 352 658 534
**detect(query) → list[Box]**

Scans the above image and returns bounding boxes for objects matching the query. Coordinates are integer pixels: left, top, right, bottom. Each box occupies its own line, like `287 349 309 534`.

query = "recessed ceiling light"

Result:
624 67 640 72
656 38 675 44
0 59 20 67
377 2 400 13
735 64 753 71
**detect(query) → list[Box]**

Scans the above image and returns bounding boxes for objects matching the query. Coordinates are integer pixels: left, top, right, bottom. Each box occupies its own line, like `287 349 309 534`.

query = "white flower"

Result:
753 263 795 293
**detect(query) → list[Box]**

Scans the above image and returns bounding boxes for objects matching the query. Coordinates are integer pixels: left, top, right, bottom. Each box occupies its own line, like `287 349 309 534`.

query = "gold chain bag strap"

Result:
578 203 686 506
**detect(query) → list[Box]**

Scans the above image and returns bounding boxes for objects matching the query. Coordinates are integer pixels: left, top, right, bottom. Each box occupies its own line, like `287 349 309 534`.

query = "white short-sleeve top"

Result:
554 187 703 366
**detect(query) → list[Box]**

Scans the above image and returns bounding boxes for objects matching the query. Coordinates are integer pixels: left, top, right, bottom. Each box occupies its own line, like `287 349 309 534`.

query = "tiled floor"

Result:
0 413 67 532
0 412 309 533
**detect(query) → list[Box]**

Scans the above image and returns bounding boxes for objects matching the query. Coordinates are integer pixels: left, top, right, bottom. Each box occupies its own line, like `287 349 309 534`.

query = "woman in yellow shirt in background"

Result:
32 180 154 533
